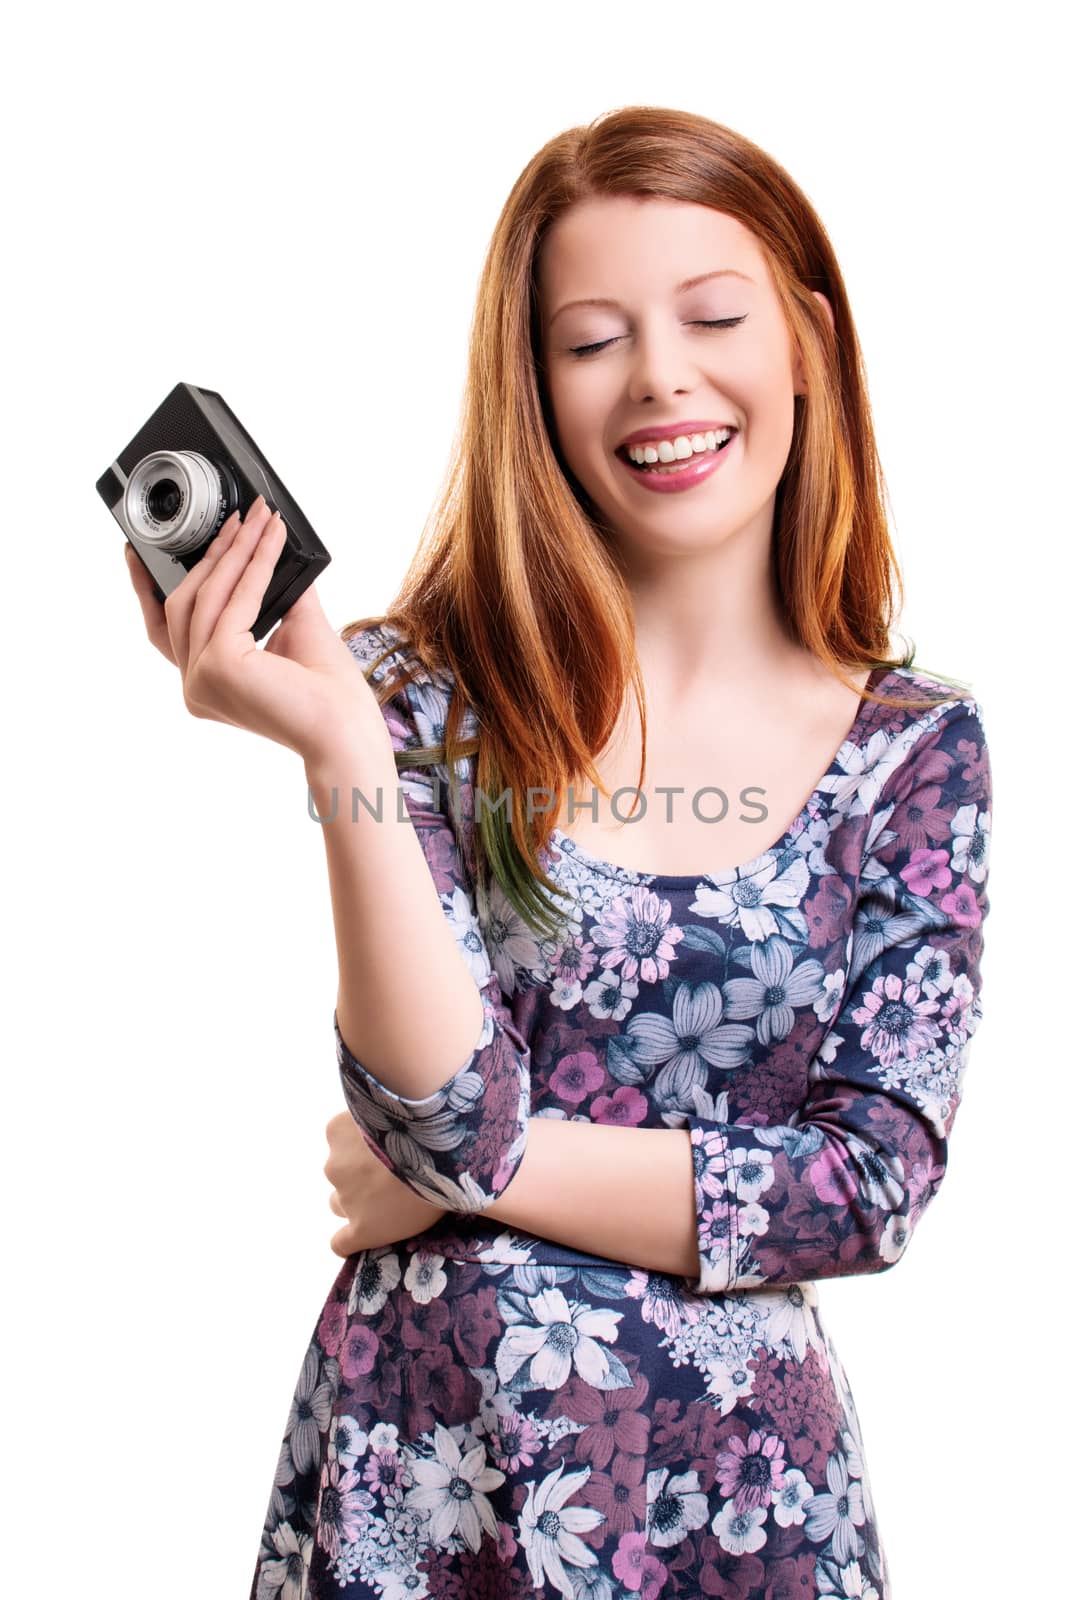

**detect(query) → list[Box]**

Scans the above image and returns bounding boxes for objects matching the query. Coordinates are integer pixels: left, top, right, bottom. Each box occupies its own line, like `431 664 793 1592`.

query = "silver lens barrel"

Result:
124 450 227 553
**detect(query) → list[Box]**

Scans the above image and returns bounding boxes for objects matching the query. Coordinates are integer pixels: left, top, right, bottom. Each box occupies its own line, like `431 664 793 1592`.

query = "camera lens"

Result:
146 478 182 522
125 451 231 554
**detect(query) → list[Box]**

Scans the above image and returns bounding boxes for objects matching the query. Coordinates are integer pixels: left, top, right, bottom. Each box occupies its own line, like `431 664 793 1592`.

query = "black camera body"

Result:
96 381 330 640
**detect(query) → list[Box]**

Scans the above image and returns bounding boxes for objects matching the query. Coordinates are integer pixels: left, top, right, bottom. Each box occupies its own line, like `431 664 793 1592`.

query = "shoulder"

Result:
866 664 988 757
861 664 991 820
341 620 478 788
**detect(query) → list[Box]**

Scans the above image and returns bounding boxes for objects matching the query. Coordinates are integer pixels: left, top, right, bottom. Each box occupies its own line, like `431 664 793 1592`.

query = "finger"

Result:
161 509 249 667
124 544 178 665
214 512 288 639
181 499 275 666
331 1224 357 1258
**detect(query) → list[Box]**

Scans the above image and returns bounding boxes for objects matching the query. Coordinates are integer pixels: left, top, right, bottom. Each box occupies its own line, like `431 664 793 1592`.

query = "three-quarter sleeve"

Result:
681 698 992 1296
332 629 532 1215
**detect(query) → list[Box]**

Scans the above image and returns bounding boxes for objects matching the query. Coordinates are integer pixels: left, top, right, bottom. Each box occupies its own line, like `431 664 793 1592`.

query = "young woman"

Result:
127 107 992 1600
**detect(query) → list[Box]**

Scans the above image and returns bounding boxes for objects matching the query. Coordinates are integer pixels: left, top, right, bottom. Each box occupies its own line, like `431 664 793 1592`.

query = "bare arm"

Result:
478 1114 702 1280
305 730 487 1102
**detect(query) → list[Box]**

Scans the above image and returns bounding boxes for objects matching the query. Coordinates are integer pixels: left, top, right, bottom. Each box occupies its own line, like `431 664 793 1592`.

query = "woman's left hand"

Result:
324 1111 449 1258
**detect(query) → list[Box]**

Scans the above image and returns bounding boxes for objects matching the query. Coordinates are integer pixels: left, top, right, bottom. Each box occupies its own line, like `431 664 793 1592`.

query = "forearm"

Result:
481 1114 702 1281
305 731 485 1101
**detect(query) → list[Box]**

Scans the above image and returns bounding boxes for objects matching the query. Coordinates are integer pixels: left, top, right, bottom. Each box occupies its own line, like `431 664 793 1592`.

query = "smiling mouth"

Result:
616 428 738 471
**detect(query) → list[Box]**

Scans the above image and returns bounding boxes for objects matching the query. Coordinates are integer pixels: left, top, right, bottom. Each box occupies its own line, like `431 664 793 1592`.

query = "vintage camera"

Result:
96 381 330 641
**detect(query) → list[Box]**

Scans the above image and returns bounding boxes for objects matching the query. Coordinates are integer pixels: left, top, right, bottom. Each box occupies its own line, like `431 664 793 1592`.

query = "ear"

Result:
793 291 836 397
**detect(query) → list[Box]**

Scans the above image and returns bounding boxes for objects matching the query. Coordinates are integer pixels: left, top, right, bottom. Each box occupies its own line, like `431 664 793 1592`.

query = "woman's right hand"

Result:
124 493 386 764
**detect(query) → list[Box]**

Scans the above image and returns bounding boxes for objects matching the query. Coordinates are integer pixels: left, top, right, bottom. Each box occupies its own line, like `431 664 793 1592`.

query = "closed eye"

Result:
568 316 747 359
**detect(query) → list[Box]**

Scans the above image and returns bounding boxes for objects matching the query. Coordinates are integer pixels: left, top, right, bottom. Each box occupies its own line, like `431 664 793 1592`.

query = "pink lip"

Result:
617 429 738 494
617 420 736 448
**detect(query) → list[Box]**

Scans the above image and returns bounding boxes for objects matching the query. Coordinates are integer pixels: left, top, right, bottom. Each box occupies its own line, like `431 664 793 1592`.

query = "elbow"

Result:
337 1004 532 1215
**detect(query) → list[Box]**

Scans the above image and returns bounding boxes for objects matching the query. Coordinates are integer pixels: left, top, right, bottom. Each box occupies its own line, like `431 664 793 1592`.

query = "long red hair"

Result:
342 105 971 939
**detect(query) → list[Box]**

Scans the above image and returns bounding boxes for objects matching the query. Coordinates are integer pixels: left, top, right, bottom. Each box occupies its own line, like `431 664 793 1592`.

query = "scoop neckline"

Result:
546 666 891 888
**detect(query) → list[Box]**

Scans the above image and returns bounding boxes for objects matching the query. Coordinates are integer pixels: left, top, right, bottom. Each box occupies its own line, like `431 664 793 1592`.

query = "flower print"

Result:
814 968 845 1023
337 1062 475 1198
716 1427 788 1511
283 1347 334 1477
950 800 991 883
490 1408 542 1472
255 1520 312 1600
442 883 494 989
549 1049 606 1105
317 1299 347 1358
821 1558 881 1599
347 1248 404 1317
363 1440 413 1507
761 1284 822 1365
772 1466 816 1528
583 967 640 1021
940 878 982 926
327 1412 368 1471
495 1287 626 1391
711 1494 768 1554
823 724 908 819
646 1466 711 1548
806 872 850 950
404 1250 449 1303
690 851 810 943
723 935 827 1046
847 889 930 976
589 1083 648 1126
612 1531 669 1598
850 971 941 1067
588 886 684 984
623 1269 702 1339
406 1421 507 1551
727 1145 776 1205
338 1322 379 1385
623 981 754 1115
547 1360 651 1473
517 1460 605 1596
316 1457 376 1559
878 1209 912 1264
804 1450 866 1566
900 845 953 897
476 876 547 995
265 1436 296 1530
907 942 956 997
582 1451 646 1540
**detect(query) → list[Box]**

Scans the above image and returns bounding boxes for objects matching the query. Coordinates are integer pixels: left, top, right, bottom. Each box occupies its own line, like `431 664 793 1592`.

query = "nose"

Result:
626 318 699 405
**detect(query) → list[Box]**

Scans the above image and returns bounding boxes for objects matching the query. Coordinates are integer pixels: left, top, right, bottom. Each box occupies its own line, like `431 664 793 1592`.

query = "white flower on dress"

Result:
690 852 810 943
405 1421 506 1552
255 1520 312 1600
804 1449 866 1567
517 1459 604 1597
647 1466 711 1548
495 1287 624 1390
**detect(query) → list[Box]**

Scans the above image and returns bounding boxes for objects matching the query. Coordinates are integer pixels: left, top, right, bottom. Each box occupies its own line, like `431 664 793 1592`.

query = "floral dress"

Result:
252 623 992 1600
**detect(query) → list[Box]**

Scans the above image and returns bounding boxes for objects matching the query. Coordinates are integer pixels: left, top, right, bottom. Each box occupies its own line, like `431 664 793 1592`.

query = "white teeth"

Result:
625 428 732 465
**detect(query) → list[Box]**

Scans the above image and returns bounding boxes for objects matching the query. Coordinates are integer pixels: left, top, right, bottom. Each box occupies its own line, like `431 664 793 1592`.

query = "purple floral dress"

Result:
252 624 992 1600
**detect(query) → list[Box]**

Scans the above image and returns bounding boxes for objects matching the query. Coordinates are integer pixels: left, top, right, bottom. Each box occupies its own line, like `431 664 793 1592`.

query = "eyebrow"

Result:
547 269 756 326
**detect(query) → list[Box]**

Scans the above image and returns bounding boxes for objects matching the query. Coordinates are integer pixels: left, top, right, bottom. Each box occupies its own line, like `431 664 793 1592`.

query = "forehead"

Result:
536 195 767 308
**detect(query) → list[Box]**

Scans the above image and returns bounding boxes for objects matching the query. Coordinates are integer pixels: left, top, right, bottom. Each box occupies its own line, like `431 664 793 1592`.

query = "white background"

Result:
3 2 1059 1594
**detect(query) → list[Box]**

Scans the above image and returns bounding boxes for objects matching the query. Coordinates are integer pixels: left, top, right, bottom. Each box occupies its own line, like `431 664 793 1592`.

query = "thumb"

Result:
263 582 349 668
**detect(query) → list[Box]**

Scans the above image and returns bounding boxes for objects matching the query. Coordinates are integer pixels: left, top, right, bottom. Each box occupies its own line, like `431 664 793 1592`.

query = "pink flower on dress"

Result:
901 847 952 896
851 972 941 1065
590 886 685 984
549 1049 606 1104
716 1427 788 1511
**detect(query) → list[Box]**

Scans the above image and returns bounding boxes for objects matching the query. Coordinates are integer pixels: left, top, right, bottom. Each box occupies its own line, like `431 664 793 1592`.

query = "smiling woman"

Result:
249 106 991 1600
